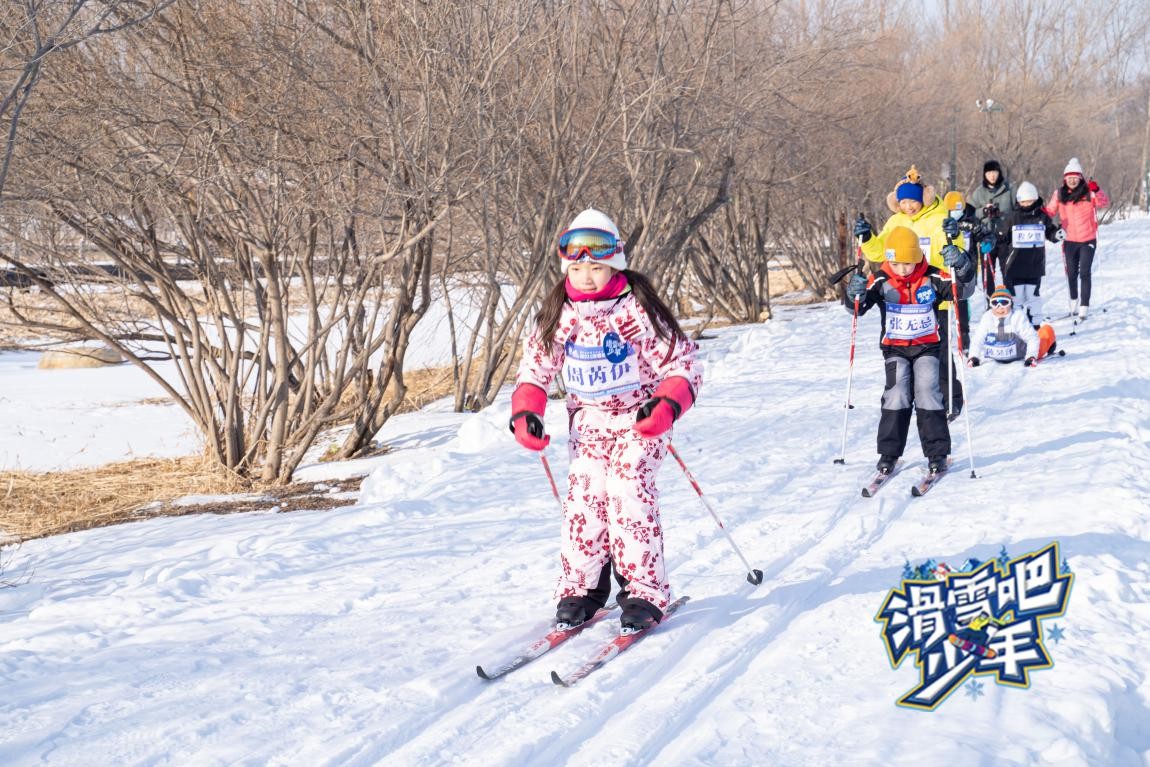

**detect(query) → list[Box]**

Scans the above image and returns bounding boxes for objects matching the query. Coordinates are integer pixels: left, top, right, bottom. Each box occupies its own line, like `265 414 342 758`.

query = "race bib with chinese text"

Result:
562 331 641 399
1012 224 1044 249
884 302 938 342
983 335 1021 361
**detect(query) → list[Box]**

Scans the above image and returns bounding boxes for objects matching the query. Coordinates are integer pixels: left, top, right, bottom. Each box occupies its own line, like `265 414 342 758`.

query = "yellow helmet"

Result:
883 226 923 264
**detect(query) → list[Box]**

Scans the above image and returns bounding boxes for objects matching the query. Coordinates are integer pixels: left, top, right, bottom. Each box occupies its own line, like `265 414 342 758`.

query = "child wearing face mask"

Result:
998 182 1061 327
852 166 969 420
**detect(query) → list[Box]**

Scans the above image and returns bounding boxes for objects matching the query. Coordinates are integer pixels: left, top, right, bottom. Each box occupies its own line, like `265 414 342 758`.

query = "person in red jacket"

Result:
844 226 975 476
1044 157 1109 321
510 208 702 632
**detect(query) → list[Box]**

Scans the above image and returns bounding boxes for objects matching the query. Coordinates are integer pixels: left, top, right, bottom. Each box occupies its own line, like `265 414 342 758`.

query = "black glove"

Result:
845 272 868 301
852 216 872 243
968 357 981 368
941 244 970 271
1024 357 1037 368
941 216 959 238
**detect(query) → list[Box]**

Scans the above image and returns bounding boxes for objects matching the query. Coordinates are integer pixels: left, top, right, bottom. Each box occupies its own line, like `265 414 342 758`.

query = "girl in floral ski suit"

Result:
510 208 702 632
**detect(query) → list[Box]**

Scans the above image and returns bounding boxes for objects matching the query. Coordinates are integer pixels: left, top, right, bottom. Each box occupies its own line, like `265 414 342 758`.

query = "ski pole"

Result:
950 264 978 479
832 252 865 464
944 233 966 421
667 442 764 586
975 242 983 296
836 293 860 464
539 452 564 511
946 293 956 421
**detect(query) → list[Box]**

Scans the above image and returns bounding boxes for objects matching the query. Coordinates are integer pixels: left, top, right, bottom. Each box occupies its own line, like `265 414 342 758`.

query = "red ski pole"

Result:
539 452 562 508
668 443 764 586
834 253 865 464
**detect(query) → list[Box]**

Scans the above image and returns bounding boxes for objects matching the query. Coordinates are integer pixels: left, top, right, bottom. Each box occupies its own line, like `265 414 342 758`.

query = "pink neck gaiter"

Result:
565 272 629 302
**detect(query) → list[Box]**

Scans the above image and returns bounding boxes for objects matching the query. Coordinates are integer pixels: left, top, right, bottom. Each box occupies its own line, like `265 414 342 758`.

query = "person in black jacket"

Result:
999 181 1061 328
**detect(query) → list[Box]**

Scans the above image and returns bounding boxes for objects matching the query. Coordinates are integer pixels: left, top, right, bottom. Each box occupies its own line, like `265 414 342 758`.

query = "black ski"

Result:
862 461 904 497
911 460 952 497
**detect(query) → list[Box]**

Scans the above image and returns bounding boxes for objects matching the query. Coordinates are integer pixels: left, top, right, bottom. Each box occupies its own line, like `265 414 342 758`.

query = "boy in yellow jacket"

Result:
854 166 967 420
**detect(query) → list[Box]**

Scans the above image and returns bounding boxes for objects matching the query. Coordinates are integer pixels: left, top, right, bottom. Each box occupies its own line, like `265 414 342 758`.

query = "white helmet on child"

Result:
558 208 627 273
566 208 620 238
1016 181 1039 203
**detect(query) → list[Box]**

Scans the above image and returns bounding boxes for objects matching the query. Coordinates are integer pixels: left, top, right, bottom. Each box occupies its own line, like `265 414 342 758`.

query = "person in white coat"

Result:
967 286 1058 367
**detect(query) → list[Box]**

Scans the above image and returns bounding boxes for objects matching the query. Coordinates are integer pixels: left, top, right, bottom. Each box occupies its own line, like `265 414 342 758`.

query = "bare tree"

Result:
0 0 173 198
3 0 1148 486
3 1 489 480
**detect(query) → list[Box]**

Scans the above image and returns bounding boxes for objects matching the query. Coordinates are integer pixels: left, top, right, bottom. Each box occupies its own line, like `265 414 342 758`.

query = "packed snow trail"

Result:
1 218 1149 765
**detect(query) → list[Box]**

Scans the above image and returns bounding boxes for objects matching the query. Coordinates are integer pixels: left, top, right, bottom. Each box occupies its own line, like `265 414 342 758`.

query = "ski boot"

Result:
555 596 602 629
619 597 663 633
928 455 948 474
876 454 898 475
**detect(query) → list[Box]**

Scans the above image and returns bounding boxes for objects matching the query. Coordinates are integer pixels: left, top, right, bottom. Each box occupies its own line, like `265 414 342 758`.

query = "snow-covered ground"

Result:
1 217 1149 765
0 278 505 472
0 355 199 471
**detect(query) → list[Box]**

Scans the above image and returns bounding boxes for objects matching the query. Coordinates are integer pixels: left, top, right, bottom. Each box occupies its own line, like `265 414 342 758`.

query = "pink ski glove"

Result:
509 383 550 451
634 377 695 439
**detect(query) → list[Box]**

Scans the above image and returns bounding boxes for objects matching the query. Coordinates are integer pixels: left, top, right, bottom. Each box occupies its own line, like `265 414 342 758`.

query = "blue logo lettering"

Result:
602 332 630 364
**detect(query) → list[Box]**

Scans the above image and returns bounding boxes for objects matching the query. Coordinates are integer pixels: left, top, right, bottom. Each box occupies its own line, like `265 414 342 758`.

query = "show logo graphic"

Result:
875 542 1073 710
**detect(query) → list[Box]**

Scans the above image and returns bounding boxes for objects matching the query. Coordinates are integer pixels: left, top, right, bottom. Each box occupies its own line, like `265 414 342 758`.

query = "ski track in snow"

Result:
2 219 1150 765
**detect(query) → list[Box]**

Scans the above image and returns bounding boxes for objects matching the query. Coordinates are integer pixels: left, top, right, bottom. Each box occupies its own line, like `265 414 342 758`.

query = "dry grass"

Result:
0 353 470 544
0 455 361 544
0 364 470 543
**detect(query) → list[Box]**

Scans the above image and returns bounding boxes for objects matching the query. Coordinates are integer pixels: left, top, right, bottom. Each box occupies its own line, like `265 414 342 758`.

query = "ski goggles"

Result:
557 228 623 261
989 298 1013 308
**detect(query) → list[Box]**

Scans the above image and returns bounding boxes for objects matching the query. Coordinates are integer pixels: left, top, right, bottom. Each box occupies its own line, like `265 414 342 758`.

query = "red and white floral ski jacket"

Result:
516 292 702 417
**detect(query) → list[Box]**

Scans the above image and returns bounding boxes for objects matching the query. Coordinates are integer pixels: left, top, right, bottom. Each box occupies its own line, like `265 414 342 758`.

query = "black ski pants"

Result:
1063 240 1096 307
877 344 951 459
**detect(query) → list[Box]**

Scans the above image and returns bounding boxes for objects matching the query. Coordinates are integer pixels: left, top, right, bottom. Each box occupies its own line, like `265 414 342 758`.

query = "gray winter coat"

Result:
968 180 1016 224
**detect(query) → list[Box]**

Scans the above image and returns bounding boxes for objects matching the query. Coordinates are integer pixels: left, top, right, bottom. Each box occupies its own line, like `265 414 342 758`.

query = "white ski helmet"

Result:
558 208 627 273
566 208 619 238
1016 181 1039 203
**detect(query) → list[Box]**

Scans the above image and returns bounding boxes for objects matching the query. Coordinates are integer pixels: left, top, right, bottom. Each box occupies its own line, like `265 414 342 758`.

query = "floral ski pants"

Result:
555 408 670 609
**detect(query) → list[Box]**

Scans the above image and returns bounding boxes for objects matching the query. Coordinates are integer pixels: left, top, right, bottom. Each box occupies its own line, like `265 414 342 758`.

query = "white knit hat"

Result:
1063 157 1084 178
1016 181 1039 203
558 208 627 274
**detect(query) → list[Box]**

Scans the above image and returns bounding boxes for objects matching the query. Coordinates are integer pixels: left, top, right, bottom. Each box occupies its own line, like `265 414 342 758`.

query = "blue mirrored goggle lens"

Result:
559 228 618 260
